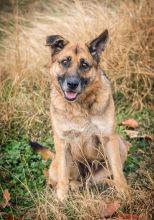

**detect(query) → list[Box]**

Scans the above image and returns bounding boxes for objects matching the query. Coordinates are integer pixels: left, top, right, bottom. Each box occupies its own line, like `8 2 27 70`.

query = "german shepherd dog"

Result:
30 30 129 202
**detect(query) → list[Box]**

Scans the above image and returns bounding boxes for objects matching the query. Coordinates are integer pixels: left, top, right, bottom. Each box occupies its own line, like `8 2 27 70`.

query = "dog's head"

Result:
46 30 108 102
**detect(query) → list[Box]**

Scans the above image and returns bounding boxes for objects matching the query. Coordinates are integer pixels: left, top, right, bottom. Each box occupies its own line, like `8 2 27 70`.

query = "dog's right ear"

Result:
46 35 68 56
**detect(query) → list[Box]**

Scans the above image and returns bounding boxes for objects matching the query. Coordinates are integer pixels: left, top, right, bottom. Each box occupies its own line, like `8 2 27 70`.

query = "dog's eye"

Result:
60 57 71 67
80 59 90 70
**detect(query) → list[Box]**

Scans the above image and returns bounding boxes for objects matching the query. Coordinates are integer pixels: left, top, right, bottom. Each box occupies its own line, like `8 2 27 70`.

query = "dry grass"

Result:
26 184 153 219
27 145 154 219
0 0 154 219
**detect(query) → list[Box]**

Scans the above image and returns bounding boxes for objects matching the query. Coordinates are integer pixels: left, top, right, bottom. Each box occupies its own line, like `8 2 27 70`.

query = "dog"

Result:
30 29 129 202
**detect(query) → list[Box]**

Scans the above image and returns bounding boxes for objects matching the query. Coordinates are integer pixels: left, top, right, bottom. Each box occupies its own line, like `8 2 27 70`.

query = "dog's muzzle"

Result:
63 77 79 101
58 75 89 102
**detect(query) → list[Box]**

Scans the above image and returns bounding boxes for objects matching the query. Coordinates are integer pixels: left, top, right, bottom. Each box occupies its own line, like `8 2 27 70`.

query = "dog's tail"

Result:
29 141 55 160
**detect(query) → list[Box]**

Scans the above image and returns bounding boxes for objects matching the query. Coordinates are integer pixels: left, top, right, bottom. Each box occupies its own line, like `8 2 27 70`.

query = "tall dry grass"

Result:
0 0 153 142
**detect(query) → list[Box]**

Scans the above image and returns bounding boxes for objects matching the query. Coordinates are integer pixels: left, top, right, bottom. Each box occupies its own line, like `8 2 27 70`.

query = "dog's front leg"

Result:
105 135 129 195
54 133 69 202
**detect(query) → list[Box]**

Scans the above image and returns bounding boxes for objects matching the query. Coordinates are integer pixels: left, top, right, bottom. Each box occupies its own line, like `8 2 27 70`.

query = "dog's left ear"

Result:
87 29 108 62
46 35 68 56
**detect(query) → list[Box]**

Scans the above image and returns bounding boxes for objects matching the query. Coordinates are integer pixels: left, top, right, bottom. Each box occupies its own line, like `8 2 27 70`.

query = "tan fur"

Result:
37 148 55 160
47 39 129 201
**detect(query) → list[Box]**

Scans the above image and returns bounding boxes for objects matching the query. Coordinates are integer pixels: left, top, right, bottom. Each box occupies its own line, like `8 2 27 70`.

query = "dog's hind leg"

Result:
105 134 129 195
87 136 130 186
87 167 111 185
69 161 82 191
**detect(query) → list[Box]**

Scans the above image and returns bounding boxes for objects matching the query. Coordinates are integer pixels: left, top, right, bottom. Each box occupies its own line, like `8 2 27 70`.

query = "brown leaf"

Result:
139 213 149 220
99 200 120 218
119 213 139 219
126 130 153 141
121 119 138 128
5 214 24 220
6 215 15 220
141 134 153 141
43 169 49 177
1 189 11 208
100 215 122 219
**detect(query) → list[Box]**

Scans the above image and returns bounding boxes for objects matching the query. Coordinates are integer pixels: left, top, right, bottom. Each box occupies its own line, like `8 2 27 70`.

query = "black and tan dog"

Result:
30 30 130 202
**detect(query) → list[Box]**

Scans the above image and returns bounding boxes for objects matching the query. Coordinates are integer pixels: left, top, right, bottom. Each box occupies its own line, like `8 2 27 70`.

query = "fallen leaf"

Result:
110 218 123 220
43 169 49 177
139 213 149 220
119 213 139 219
99 200 120 218
6 215 16 220
126 130 153 141
1 189 11 208
121 119 138 128
100 216 123 219
5 214 24 220
141 134 153 141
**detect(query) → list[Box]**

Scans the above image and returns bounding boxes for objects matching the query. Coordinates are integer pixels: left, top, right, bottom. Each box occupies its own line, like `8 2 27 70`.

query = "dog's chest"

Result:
73 117 109 132
56 114 113 161
59 114 112 136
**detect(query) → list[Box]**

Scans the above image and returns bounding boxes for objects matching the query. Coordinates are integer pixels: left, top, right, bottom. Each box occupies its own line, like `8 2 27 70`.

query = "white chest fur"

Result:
54 113 113 140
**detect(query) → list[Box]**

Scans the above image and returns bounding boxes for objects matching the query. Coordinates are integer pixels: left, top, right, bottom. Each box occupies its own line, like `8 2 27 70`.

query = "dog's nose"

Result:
67 78 79 90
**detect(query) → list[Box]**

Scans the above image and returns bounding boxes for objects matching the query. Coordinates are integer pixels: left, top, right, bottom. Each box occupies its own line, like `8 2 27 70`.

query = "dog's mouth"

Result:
64 91 78 101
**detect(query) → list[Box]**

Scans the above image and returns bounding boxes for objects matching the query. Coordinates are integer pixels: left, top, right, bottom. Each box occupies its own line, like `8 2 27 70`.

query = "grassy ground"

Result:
0 107 153 219
0 0 154 219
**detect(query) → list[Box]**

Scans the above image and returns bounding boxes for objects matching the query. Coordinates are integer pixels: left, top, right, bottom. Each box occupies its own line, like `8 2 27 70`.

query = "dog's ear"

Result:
46 35 68 55
87 29 108 62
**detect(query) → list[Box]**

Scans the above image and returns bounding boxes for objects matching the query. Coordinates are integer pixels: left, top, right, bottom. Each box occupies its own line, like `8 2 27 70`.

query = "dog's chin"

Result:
64 91 78 102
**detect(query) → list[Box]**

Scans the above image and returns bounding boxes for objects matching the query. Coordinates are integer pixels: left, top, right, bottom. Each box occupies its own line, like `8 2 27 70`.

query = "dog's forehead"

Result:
58 42 93 61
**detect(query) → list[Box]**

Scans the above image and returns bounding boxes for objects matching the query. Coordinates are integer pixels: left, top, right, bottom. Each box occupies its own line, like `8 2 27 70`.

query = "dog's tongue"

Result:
65 91 77 100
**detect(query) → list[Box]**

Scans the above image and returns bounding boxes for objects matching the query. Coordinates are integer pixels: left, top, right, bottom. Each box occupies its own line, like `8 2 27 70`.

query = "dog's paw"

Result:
114 179 130 198
47 178 57 188
57 188 68 202
70 180 82 191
